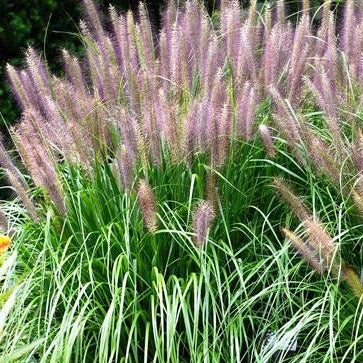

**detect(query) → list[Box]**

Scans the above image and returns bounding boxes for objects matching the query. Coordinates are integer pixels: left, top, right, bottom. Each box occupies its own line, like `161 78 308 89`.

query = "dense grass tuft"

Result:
0 0 363 361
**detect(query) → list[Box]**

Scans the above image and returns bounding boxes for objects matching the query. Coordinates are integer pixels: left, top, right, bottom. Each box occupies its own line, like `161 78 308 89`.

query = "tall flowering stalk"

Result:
117 144 134 191
273 179 309 221
282 228 326 275
258 125 276 158
137 179 157 232
0 141 38 221
192 200 215 248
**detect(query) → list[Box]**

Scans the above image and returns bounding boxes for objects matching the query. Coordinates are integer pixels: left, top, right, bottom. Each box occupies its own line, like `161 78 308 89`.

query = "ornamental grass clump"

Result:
1 0 363 361
1 0 363 300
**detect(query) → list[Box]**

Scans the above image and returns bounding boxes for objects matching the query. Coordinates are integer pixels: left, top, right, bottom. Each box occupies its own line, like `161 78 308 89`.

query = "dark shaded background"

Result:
0 0 343 128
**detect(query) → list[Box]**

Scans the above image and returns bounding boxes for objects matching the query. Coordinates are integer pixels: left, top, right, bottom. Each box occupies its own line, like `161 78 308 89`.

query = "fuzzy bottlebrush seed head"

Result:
137 179 157 232
0 140 38 221
192 200 215 248
283 219 340 276
351 174 363 216
303 129 341 184
83 0 104 39
302 0 310 14
118 144 134 191
258 124 276 157
61 49 87 96
341 265 363 300
282 227 325 275
303 218 339 273
276 0 285 24
273 178 310 221
236 82 259 140
6 64 31 109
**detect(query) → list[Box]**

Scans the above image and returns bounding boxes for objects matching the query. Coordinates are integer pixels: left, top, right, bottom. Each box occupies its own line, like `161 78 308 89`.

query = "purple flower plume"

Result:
4 0 363 220
192 200 215 248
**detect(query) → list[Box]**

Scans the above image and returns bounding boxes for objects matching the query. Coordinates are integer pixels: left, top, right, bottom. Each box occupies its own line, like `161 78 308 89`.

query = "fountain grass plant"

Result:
0 0 363 361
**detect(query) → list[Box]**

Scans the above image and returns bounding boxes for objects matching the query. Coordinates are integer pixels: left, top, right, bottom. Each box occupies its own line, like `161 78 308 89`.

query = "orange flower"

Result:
0 236 11 254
